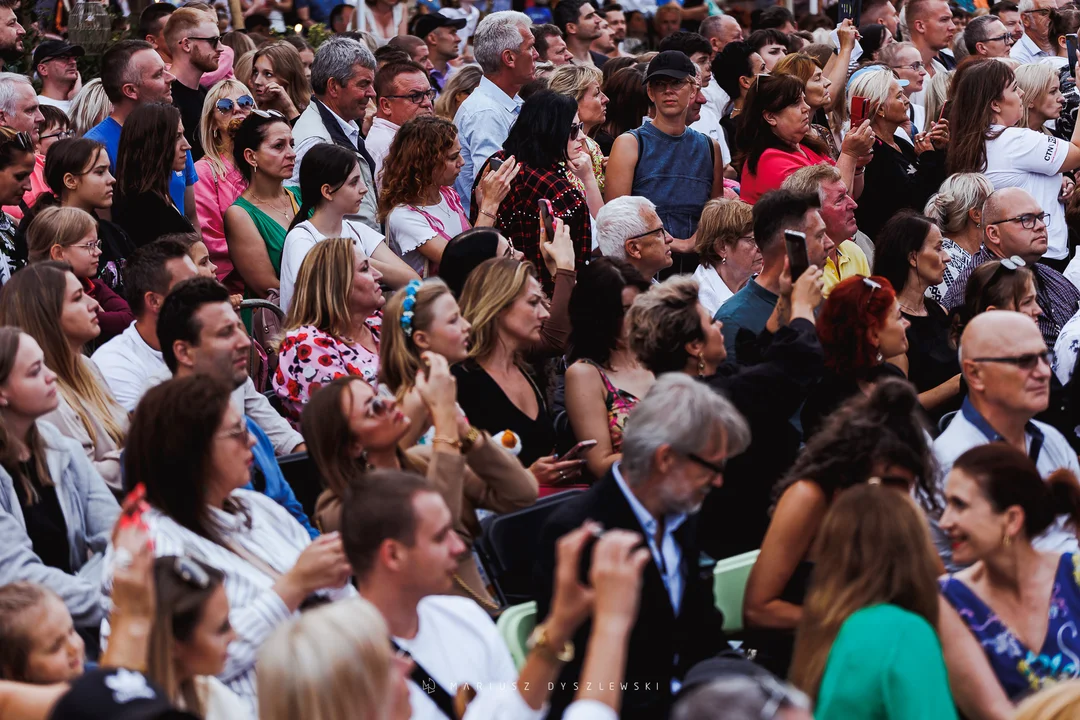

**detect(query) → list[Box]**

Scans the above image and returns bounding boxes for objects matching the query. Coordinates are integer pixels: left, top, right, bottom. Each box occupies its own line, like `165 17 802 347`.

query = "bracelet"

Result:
479 210 496 220
460 426 481 453
432 435 463 450
854 167 866 175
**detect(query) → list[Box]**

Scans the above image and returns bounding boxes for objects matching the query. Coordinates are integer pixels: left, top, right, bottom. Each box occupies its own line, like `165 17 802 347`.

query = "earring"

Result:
1002 532 1013 547
875 351 884 363
252 162 258 174
697 352 706 377
720 256 727 264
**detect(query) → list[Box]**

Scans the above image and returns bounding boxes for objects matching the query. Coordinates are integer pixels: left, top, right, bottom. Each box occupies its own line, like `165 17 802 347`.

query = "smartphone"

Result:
837 0 861 27
1068 34 1078 73
488 157 504 173
785 230 810 283
938 100 950 124
559 439 598 462
850 95 870 128
118 483 150 533
538 199 555 241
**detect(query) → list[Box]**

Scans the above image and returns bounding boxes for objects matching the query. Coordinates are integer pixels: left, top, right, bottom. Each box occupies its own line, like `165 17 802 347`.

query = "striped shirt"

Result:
101 490 355 713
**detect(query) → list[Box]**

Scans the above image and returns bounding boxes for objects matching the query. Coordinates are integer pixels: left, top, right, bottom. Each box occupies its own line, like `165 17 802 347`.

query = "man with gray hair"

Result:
596 195 672 281
291 35 379 229
1011 0 1055 63
534 372 748 720
453 10 537 215
0 72 44 219
964 13 1013 57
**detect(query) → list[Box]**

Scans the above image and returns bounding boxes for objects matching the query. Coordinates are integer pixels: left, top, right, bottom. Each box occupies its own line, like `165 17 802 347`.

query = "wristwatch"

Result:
527 623 575 663
460 425 481 454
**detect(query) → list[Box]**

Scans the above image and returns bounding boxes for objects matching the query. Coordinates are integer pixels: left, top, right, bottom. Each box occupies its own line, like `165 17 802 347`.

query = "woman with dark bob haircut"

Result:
872 211 960 423
564 258 654 480
476 90 600 292
593 65 649 156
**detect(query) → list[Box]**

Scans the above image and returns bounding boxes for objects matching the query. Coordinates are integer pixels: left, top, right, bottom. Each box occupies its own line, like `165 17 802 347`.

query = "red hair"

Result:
816 275 896 376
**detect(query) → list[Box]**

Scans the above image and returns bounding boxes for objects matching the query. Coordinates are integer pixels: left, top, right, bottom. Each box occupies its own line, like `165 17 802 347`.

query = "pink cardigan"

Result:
193 157 247 293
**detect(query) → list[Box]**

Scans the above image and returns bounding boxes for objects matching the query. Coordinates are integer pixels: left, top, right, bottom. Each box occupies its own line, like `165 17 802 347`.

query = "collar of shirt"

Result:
323 101 360 144
746 277 779 303
960 396 1045 463
475 75 524 116
611 461 687 541
369 117 400 135
1018 32 1051 58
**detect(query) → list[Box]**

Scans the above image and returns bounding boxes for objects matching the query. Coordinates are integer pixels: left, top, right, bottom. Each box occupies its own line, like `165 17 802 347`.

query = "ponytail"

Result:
288 198 315 232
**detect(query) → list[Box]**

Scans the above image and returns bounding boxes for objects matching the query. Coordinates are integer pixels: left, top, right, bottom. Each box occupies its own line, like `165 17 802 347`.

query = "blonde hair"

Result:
379 278 453 396
845 67 898 125
1015 62 1059 128
163 7 209 51
694 198 754 267
284 236 360 341
257 598 394 720
25 206 97 264
458 257 537 363
547 63 604 102
234 50 255 100
1015 680 1080 720
69 78 111 138
199 78 256 181
923 172 994 235
923 69 952 129
435 65 482 120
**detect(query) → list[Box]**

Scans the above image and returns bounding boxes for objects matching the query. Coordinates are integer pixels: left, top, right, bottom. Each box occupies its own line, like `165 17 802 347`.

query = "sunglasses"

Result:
970 349 1053 371
570 121 585 140
862 277 882 306
216 419 251 443
216 95 255 114
0 130 34 153
172 556 211 589
685 451 726 475
188 34 223 47
364 394 393 419
251 108 286 119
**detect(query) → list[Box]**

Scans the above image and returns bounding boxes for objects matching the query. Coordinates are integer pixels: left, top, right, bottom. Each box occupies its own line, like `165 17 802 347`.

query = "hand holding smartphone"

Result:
538 199 555 241
559 439 598 462
785 230 810 283
850 95 869 128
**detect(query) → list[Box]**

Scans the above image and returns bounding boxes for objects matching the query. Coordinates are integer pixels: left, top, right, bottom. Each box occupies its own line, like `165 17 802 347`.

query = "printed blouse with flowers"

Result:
272 316 382 428
939 552 1080 700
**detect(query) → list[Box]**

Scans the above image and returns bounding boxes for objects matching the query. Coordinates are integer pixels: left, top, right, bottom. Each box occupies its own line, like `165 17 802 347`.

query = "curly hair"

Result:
625 276 704 375
377 115 458 223
816 275 897 377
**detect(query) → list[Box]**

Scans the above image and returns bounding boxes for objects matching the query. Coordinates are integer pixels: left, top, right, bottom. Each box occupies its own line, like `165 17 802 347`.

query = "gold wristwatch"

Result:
527 623 575 663
460 425 481 453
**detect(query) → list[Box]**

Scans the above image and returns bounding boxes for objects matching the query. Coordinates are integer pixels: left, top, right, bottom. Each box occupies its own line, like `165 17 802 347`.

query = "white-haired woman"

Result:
193 79 255 292
848 68 949 240
922 172 995 304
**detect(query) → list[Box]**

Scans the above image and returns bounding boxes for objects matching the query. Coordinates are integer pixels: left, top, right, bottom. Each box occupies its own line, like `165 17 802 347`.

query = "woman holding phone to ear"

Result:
847 68 949 240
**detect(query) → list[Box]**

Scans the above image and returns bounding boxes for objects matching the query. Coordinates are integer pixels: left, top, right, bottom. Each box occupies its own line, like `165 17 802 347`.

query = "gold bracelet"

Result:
479 210 496 220
460 426 481 453
432 435 463 450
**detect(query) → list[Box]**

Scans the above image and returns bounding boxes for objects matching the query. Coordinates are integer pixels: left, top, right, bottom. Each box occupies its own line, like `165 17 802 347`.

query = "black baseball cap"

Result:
32 39 84 69
49 668 198 720
643 50 696 84
413 12 468 40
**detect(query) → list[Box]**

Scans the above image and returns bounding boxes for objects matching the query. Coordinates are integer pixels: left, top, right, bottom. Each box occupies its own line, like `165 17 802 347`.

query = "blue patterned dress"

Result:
939 553 1080 700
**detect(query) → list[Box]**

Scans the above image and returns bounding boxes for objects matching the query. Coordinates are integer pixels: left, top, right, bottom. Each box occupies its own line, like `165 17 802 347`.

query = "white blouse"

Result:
693 264 736 318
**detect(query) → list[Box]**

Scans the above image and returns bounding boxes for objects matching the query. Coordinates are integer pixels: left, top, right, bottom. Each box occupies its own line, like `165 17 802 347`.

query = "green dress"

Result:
232 186 302 276
814 604 959 720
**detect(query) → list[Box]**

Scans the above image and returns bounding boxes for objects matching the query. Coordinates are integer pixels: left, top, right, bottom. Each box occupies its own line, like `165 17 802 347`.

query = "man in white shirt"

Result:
454 11 536 214
934 311 1080 564
368 60 435 191
292 36 378 229
596 196 673 282
33 40 83 114
1011 0 1056 64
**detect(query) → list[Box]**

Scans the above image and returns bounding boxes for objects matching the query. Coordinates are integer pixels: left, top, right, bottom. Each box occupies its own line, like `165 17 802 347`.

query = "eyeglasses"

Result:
40 129 73 141
172 556 210 589
73 240 102 253
364 395 393 419
890 61 926 72
216 420 251 442
685 451 726 475
383 89 437 105
0 131 34 153
625 225 668 242
1023 8 1051 16
216 95 255 114
986 33 1015 45
650 76 694 92
970 349 1053 370
988 212 1050 230
188 35 223 47
251 108 286 119
569 121 585 140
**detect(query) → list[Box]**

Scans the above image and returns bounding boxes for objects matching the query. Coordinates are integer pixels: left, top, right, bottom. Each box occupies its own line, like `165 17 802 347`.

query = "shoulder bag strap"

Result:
392 640 459 719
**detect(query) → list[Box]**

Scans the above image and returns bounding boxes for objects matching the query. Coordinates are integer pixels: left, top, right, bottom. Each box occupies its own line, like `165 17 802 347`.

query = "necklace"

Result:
250 189 292 221
898 299 927 316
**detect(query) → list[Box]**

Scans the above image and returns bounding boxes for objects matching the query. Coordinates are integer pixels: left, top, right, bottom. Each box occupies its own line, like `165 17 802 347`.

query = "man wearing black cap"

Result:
34 40 83 115
414 12 467 93
606 50 724 276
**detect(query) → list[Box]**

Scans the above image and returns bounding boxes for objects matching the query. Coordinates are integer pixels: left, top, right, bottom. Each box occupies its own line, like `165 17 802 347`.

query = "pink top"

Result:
193 157 247 292
3 154 48 220
200 46 235 89
739 145 835 205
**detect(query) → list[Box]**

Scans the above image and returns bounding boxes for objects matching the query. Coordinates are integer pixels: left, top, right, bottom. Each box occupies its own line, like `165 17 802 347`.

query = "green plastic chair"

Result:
497 601 538 670
712 550 760 634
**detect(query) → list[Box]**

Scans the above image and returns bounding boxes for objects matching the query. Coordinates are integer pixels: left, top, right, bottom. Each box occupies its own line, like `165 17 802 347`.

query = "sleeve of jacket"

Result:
534 269 577 356
89 281 135 339
463 434 539 516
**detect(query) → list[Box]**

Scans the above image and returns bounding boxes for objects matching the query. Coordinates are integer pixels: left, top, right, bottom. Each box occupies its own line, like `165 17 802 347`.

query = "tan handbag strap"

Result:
225 539 282 580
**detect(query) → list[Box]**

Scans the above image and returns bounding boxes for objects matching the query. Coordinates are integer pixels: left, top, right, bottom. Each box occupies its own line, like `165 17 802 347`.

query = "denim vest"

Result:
629 122 714 240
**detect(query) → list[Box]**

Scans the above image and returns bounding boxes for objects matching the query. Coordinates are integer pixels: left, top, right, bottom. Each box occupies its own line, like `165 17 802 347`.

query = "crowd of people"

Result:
3 0 1080 718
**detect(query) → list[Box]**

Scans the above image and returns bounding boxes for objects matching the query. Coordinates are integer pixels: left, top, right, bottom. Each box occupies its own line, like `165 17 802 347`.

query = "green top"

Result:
815 604 958 720
232 186 302 276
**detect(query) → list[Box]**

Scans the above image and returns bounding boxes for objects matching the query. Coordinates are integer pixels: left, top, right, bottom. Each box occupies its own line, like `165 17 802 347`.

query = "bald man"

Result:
701 15 742 55
942 187 1079 346
934 310 1079 564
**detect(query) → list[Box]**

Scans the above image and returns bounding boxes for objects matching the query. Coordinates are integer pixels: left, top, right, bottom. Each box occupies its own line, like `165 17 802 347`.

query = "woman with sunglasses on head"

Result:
0 263 129 492
246 43 311 124
949 58 1080 273
110 374 354 713
194 79 256 292
379 115 515 279
0 128 39 283
280 143 417 313
273 237 383 428
25 207 134 343
147 556 249 720
744 378 938 678
223 110 298 303
112 104 197 248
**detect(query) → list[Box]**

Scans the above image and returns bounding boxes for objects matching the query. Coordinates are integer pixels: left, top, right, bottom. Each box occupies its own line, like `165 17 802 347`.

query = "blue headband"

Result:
400 280 421 338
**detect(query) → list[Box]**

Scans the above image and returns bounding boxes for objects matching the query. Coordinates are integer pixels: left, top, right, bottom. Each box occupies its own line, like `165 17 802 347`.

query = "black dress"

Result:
451 360 555 470
902 298 961 425
112 191 194 248
856 135 946 240
801 363 908 441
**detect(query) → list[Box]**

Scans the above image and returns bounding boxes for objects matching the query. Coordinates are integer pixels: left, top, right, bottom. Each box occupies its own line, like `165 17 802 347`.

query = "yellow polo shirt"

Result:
823 240 872 297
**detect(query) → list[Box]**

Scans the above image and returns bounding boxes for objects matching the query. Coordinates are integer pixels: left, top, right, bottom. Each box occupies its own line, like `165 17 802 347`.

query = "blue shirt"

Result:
714 278 778 359
84 116 198 214
243 417 319 539
453 75 523 215
611 462 687 615
295 0 336 23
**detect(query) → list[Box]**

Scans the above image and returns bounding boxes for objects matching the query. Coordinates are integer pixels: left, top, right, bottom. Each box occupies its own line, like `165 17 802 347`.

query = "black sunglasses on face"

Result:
216 95 255 113
188 35 223 47
685 452 726 475
0 131 34 153
971 350 1053 370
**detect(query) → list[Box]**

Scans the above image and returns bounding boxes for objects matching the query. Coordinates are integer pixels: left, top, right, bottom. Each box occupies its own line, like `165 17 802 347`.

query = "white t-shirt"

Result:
387 195 468 277
37 95 71 114
693 264 736 318
279 218 385 313
984 125 1070 260
90 322 172 413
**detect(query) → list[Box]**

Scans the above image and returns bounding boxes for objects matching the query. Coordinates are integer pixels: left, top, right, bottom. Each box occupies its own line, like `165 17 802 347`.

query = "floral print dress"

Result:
939 552 1080 701
273 315 381 428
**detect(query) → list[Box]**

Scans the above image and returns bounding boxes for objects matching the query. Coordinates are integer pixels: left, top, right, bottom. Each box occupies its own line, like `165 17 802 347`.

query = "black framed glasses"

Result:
1024 7 1051 16
172 556 210 588
188 35 223 47
970 350 1053 370
986 33 1015 45
626 225 668 242
0 130 34 153
216 95 255 114
40 129 73 141
685 452 726 475
988 212 1050 230
384 89 437 105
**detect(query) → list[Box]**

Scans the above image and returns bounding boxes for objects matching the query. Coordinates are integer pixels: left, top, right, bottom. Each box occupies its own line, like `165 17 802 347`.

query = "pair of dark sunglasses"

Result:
216 95 255 114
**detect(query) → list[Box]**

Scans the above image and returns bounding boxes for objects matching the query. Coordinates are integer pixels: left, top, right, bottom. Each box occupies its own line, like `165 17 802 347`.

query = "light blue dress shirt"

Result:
452 75 523 215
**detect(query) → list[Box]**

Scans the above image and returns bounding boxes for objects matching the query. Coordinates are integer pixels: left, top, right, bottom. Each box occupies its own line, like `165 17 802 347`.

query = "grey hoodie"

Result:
0 420 120 627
